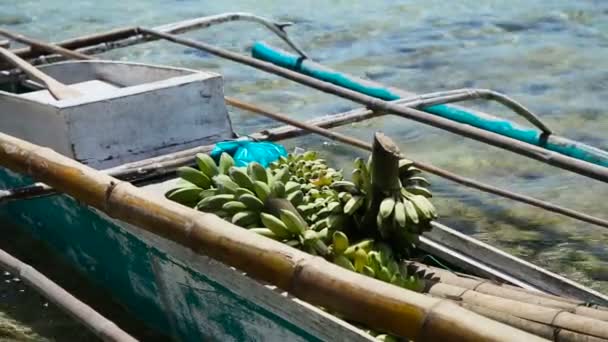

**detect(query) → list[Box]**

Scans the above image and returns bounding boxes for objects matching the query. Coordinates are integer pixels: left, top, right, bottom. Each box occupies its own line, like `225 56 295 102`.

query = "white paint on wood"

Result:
0 60 234 169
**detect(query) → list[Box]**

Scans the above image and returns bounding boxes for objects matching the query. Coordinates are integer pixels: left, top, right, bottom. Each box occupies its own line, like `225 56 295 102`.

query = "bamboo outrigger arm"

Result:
0 248 136 342
0 131 546 341
396 88 551 135
0 28 606 232
251 42 608 168
2 96 607 231
2 12 308 66
139 28 608 184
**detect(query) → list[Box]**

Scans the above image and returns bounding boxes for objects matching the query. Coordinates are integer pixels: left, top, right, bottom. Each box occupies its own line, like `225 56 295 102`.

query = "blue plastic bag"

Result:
210 140 287 167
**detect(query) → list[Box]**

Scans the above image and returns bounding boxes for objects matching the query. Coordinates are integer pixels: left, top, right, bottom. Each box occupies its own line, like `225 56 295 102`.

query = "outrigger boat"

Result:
1 13 608 341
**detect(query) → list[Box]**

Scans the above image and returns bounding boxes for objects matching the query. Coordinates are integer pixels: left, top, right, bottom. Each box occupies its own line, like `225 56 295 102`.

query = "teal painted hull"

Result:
0 168 361 341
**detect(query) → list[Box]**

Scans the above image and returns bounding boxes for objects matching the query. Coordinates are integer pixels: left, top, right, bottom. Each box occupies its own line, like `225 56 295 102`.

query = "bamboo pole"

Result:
140 28 608 184
458 303 608 342
0 132 547 341
3 96 608 234
0 29 92 60
224 97 608 231
0 248 136 342
410 261 608 321
252 42 608 169
5 12 307 66
4 29 607 233
426 282 608 339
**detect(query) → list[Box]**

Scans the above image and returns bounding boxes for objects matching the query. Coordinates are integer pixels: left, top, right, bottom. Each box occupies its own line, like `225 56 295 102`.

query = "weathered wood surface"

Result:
0 61 233 169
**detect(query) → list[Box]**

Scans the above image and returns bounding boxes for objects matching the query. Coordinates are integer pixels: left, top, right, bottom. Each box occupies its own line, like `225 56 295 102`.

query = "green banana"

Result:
199 188 219 199
403 199 419 224
232 211 260 227
285 181 301 194
166 186 202 205
235 187 255 197
174 178 197 188
330 181 358 193
362 266 376 278
333 255 356 272
352 168 364 189
303 150 318 160
378 266 392 282
409 194 437 220
273 167 291 184
332 231 349 255
379 197 396 219
196 194 235 210
248 228 279 240
393 200 407 228
405 186 432 198
401 166 422 178
286 190 304 206
253 181 271 203
375 334 398 342
239 194 264 211
195 153 218 178
222 201 247 213
310 218 328 231
343 196 364 215
177 166 211 189
228 167 255 191
368 251 383 275
260 213 291 239
247 162 268 183
218 152 234 175
326 201 342 214
338 191 352 203
270 181 286 198
405 176 431 187
279 209 307 235
353 247 368 273
164 186 183 199
212 174 239 194
344 239 374 258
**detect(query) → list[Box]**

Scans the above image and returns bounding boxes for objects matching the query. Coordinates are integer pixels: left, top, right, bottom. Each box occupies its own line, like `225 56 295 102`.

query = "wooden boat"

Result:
1 13 608 341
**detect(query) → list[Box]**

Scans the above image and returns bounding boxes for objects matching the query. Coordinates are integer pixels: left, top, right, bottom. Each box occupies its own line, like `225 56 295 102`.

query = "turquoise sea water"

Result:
1 0 608 340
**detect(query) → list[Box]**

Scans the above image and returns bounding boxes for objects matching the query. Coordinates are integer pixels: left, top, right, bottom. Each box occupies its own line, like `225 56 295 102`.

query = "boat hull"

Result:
0 168 370 341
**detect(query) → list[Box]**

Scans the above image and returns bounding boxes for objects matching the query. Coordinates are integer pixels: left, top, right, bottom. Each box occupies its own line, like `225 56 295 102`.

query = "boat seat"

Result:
19 79 119 102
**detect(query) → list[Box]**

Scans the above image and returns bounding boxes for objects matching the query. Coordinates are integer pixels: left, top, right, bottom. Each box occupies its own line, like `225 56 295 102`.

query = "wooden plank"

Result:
423 222 608 305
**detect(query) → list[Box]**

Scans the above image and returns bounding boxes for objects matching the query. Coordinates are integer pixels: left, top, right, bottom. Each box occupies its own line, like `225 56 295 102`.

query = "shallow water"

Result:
1 0 608 340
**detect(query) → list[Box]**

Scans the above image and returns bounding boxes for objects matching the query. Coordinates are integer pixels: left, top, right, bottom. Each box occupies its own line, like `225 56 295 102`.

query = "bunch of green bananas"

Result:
165 152 331 255
267 152 351 232
330 231 425 292
165 150 436 341
327 156 438 251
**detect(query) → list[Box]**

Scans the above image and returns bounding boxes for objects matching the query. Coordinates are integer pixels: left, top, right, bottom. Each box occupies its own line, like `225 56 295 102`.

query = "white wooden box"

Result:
0 60 233 169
